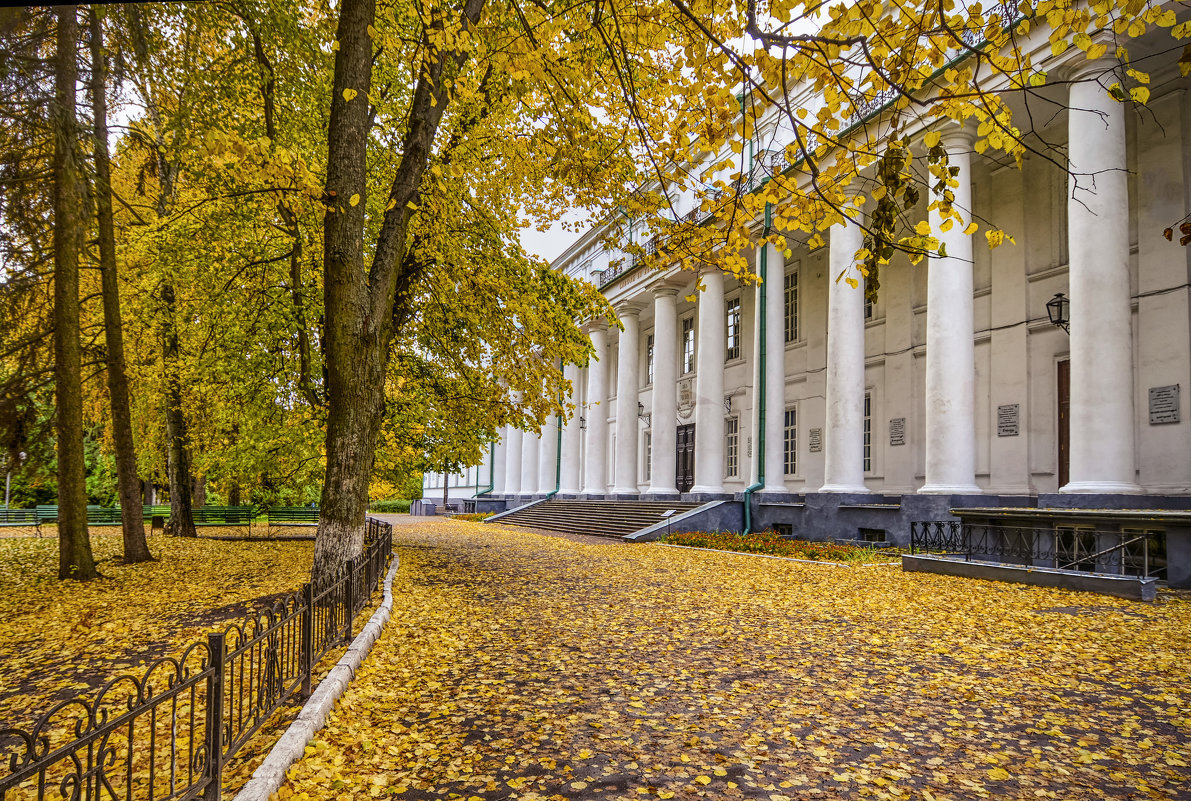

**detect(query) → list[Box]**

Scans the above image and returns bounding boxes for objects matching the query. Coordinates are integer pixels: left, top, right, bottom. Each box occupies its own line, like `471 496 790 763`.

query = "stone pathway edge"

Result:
232 554 401 801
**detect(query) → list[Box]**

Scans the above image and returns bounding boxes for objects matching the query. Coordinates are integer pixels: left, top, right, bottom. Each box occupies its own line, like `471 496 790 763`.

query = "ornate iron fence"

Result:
910 520 1167 579
0 518 394 801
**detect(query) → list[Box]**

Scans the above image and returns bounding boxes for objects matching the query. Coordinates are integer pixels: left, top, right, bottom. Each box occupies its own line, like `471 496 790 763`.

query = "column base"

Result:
1059 480 1144 495
689 484 726 495
611 486 640 496
918 483 982 495
760 483 789 494
818 483 870 494
645 487 680 497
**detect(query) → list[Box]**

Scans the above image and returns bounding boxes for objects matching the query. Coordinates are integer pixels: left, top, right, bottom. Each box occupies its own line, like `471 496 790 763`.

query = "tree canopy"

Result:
0 0 1186 577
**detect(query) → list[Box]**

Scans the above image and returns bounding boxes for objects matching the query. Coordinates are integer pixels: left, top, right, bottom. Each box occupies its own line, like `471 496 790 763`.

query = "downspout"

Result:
475 441 496 496
545 412 562 499
742 202 771 534
545 360 564 499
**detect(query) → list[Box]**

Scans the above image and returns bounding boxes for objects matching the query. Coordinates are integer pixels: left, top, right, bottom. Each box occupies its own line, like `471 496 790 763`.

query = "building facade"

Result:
424 18 1191 579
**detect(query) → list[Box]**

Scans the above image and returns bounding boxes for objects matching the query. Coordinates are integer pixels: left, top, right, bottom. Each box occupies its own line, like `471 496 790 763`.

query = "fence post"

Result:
344 557 358 643
204 632 226 801
301 583 314 697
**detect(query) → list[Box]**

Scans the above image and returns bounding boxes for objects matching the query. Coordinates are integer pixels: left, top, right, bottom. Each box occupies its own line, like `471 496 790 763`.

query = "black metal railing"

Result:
0 518 394 801
910 520 1167 580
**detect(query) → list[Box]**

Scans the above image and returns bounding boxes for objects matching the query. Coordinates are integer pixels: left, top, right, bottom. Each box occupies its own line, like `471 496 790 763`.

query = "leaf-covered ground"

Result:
0 533 313 728
280 519 1191 801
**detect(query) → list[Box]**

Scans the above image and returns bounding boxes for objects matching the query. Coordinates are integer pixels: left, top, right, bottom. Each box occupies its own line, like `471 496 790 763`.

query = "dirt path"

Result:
278 519 1191 801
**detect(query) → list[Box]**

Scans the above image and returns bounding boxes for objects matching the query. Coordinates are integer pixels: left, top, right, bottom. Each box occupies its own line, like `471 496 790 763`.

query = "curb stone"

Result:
232 555 400 801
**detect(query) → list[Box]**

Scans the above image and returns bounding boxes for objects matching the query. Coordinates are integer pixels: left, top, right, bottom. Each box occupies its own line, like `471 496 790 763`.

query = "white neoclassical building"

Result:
425 13 1191 585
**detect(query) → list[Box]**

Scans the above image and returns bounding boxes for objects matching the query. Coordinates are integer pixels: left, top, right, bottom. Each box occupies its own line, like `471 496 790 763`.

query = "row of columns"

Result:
493 66 1139 497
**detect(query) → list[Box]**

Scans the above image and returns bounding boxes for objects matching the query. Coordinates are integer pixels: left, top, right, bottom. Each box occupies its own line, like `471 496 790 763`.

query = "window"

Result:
643 431 652 482
725 418 739 477
863 275 875 320
783 407 797 476
863 392 872 472
784 271 799 342
725 297 741 360
645 334 655 385
682 316 695 374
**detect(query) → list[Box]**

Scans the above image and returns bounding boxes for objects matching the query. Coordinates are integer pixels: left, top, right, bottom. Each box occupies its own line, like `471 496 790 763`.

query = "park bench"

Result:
86 506 123 526
191 505 255 533
266 506 319 530
0 508 41 535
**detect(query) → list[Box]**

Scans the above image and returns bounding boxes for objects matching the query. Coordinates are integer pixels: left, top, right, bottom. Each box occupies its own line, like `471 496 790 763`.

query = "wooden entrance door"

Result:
1058 359 1070 488
676 424 695 493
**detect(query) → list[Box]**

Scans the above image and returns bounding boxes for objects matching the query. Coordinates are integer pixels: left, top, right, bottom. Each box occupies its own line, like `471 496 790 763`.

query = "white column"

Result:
691 266 726 494
613 305 641 494
560 364 583 494
582 323 610 495
648 288 679 494
761 242 787 492
521 428 539 496
491 433 508 495
538 414 557 493
503 426 523 496
821 205 869 493
1063 64 1140 493
921 126 982 494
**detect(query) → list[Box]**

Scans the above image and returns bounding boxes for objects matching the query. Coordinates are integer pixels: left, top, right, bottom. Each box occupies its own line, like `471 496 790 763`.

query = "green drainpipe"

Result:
475 440 496 497
742 202 772 534
545 412 563 499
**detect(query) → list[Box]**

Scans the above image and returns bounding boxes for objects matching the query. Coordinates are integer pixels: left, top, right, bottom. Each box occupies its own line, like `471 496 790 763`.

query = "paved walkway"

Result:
278 519 1191 801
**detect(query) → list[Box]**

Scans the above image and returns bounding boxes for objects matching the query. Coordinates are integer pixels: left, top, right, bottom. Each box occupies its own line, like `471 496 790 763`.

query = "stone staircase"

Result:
492 499 702 539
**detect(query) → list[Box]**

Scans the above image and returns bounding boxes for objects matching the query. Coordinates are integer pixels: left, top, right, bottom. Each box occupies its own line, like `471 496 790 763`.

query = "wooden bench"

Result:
0 508 40 535
266 506 319 529
191 506 255 531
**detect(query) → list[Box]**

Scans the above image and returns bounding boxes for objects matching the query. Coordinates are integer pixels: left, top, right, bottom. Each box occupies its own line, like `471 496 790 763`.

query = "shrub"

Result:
454 512 494 522
369 499 412 514
661 530 893 564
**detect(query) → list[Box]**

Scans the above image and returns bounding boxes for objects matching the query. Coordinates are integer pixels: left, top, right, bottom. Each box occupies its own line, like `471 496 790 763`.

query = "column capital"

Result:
614 301 642 318
1053 35 1113 83
927 119 977 149
582 317 612 337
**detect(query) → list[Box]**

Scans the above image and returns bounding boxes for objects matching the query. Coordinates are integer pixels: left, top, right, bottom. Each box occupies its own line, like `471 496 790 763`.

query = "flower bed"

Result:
660 530 897 564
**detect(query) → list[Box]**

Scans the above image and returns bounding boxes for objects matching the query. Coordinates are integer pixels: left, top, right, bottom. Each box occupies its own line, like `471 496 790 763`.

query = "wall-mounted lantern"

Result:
1047 292 1070 333
637 402 651 426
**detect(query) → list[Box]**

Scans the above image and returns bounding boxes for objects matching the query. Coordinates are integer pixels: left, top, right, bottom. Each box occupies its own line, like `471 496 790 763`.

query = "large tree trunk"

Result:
311 0 485 583
90 8 150 563
52 6 97 581
311 0 381 582
161 283 196 538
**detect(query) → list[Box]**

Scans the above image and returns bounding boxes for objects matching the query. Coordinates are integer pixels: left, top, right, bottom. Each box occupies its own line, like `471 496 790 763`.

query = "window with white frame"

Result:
643 431 652 482
863 392 872 472
682 316 695 374
784 271 799 343
645 333 655 385
725 417 739 478
863 275 875 321
783 407 797 476
725 297 741 361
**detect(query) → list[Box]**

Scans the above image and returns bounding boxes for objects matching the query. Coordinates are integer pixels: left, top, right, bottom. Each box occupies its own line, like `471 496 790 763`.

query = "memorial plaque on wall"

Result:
1149 385 1180 424
997 404 1020 437
809 427 823 453
889 417 906 446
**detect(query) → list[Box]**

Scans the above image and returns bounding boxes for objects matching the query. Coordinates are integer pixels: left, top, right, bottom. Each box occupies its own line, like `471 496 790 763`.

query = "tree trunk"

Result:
312 0 486 583
228 479 241 507
192 474 206 508
52 6 97 581
90 8 150 563
311 0 381 583
443 474 448 511
161 283 196 538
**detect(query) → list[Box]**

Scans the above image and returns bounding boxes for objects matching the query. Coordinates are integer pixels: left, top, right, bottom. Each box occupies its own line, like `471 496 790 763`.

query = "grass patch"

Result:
660 530 896 563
